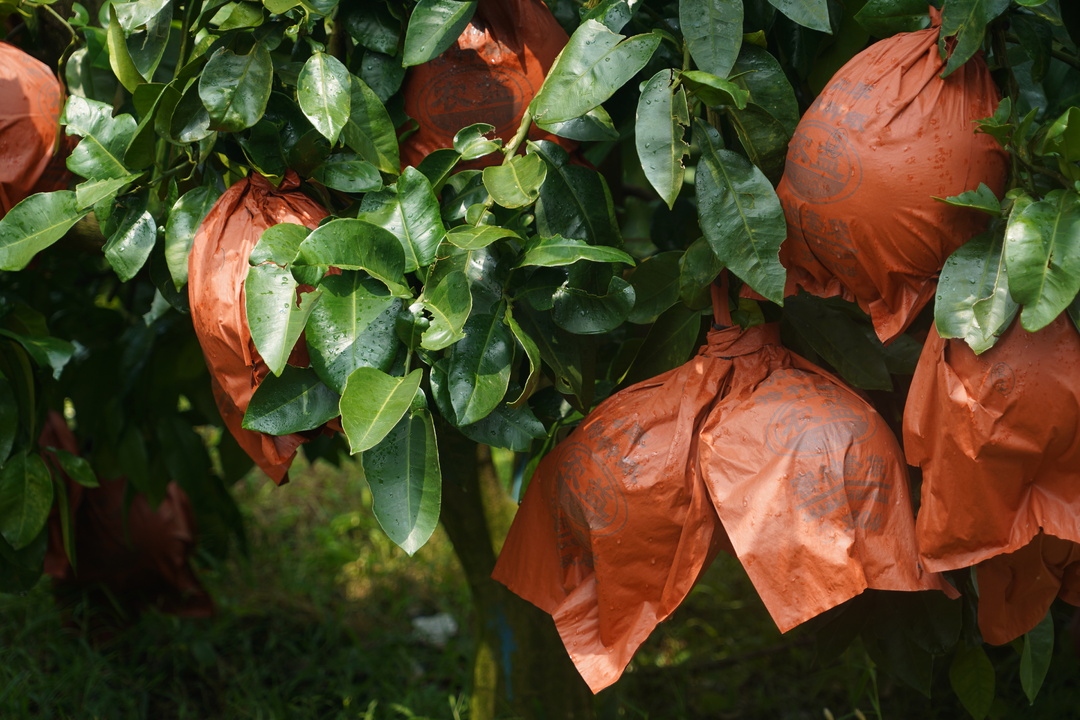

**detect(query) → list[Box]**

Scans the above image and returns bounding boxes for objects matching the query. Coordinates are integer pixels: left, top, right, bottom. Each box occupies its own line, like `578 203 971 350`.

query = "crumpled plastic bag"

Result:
776 9 1007 343
188 171 328 484
0 41 64 214
41 412 212 618
494 292 951 693
399 0 570 168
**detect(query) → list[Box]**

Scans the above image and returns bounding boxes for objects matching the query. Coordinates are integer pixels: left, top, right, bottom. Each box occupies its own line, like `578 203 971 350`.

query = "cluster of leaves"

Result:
0 0 1078 715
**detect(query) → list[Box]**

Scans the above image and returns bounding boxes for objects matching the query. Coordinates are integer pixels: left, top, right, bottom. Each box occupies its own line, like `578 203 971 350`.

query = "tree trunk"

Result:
438 428 594 720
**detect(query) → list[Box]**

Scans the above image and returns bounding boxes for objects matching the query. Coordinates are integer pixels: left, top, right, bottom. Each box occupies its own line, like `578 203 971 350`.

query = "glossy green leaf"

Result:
530 20 661 124
533 141 621 247
340 367 423 453
726 104 791 183
936 183 1002 216
679 237 725 308
113 0 170 32
75 175 137 209
731 44 800 134
298 52 351 144
553 275 635 334
627 251 681 324
294 219 408 294
359 168 446 272
623 303 703 384
519 235 634 268
312 153 383 192
447 312 513 425
512 305 590 409
107 4 145 91
420 269 472 350
214 1 264 29
362 405 441 556
0 329 73 381
343 1 400 54
694 121 786 304
936 233 1017 354
306 272 402 394
582 0 632 32
767 0 831 33
855 0 931 37
358 50 406 103
503 305 541 406
200 45 273 132
680 0 743 78
1020 611 1054 704
402 0 477 66
63 95 138 180
250 223 310 267
124 0 172 83
103 209 156 282
456 401 545 452
679 71 750 109
242 365 340 434
782 295 892 390
343 75 400 174
446 225 520 250
535 106 620 142
0 531 46 594
1005 189 1080 331
1040 107 1080 162
50 449 99 488
0 452 53 550
0 192 88 272
950 646 995 720
416 148 461 190
246 263 322 376
482 154 547 209
939 0 1010 78
0 371 14 465
165 185 222 289
453 123 502 161
637 70 689 210
169 77 214 144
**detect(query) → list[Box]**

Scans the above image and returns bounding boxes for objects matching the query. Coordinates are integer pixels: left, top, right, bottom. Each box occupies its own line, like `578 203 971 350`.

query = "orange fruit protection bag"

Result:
777 10 1007 343
904 317 1080 643
399 0 569 168
0 42 65 214
188 171 328 484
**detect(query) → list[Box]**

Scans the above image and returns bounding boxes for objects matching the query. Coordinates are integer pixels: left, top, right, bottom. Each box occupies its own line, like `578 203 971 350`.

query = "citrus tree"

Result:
1 0 1079 718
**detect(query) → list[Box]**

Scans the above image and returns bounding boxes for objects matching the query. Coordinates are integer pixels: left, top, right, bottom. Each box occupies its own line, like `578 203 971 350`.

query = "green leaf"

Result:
553 275 635 334
679 70 750 109
362 405 441 556
767 0 831 33
627 251 681 324
107 4 145 92
637 70 690 210
694 121 786 304
170 77 214 143
0 530 46 593
0 452 53 550
340 367 423 453
504 305 541 406
250 223 310 267
581 0 632 32
103 209 157 282
312 153 383 193
679 0 743 78
936 232 1018 354
939 0 1010 78
535 106 620 142
63 95 138 180
950 646 995 720
0 331 74 381
731 45 800 135
782 295 893 390
50 449 99 488
623 303 703 385
342 1 400 54
482 154 548 209
420 269 472 350
936 183 1002 216
726 104 790 183
0 371 14 465
512 305 590 409
343 75 400 174
533 141 622 247
402 0 477 67
124 0 173 84
453 123 502 161
455 401 545 452
530 20 661 124
855 0 931 37
1004 189 1080 332
446 225 521 250
113 0 171 33
306 272 402 394
1040 107 1080 162
359 168 446 272
294 219 408 294
415 148 461 190
298 52 351 144
75 175 137 209
242 366 340 434
446 312 513 425
679 237 725 308
165 185 222 290
1020 610 1054 704
0 192 88 272
200 45 273 132
518 235 634 268
245 263 323 376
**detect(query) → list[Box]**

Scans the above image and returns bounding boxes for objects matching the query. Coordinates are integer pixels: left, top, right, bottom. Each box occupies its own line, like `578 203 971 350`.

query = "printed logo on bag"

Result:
417 56 532 139
557 442 629 539
763 371 876 456
988 362 1015 397
784 121 862 204
790 454 891 532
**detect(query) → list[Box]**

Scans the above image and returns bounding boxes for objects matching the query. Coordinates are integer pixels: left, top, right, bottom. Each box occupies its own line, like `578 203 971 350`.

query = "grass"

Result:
1 452 1078 719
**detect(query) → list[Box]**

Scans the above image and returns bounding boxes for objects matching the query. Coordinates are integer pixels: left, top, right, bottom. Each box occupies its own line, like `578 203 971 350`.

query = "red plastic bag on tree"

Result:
399 0 571 168
0 41 65 214
776 9 1007 342
494 290 951 692
41 412 212 618
188 171 328 484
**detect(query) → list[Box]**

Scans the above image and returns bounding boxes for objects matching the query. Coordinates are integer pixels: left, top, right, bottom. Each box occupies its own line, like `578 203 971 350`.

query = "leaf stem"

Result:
502 108 534 161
